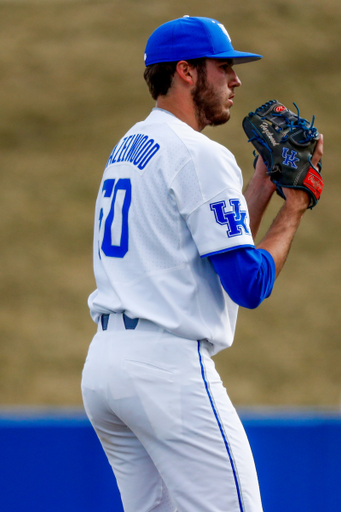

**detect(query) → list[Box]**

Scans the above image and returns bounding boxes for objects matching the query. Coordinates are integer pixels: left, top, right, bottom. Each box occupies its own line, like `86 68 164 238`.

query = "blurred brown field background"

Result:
0 0 340 407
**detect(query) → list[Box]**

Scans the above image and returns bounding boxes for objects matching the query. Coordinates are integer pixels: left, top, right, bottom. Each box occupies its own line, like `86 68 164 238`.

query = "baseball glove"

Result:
242 99 323 208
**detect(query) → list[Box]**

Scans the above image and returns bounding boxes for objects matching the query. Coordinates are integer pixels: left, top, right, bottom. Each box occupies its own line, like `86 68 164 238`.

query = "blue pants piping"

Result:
197 341 245 512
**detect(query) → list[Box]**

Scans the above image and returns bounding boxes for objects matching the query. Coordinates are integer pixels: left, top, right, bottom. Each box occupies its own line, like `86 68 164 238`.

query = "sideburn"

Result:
191 62 210 131
191 61 230 129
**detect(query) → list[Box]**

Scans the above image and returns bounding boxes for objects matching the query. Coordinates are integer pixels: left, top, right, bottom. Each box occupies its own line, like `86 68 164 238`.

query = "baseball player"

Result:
81 16 323 512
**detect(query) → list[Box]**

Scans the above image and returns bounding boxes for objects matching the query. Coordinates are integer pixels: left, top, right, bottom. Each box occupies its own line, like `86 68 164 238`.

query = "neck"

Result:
156 94 202 132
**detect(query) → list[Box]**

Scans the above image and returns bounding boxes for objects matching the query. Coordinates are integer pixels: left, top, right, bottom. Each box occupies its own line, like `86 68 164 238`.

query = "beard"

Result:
191 64 230 130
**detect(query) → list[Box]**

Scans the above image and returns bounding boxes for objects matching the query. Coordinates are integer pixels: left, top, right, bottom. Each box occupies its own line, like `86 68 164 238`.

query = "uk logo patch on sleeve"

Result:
210 198 250 238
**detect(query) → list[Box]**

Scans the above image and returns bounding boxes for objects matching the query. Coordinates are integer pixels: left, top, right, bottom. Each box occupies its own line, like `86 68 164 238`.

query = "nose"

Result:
229 68 242 88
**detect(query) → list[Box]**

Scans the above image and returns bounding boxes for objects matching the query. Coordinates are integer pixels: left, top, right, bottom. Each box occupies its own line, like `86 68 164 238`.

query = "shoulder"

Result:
174 127 244 194
125 110 244 191
148 110 240 163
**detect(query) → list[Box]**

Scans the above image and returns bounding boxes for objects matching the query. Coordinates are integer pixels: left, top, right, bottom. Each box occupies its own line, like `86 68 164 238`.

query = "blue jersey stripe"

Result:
197 341 245 512
201 243 255 259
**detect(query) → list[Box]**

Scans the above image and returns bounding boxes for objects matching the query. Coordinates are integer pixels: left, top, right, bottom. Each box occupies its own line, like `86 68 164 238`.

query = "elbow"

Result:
230 292 264 310
243 296 264 309
225 274 273 309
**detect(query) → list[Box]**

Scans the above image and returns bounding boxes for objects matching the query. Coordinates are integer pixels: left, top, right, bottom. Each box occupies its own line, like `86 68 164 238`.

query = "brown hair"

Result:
143 58 206 100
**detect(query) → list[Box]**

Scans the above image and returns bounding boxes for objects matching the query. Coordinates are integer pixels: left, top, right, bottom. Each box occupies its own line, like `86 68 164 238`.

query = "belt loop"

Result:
123 313 139 330
101 314 110 331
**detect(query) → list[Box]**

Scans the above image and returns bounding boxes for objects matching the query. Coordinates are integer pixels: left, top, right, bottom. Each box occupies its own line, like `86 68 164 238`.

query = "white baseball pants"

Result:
81 313 263 512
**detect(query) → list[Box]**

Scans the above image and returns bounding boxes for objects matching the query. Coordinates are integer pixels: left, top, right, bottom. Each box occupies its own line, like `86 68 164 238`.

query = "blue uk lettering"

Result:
282 147 300 169
210 199 250 238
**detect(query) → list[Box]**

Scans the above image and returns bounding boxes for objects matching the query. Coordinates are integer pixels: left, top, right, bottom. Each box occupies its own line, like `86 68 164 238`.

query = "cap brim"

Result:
210 50 262 64
144 50 262 67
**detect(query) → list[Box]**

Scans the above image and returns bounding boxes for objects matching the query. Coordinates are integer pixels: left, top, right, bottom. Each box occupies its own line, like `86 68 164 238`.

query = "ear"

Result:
175 61 196 86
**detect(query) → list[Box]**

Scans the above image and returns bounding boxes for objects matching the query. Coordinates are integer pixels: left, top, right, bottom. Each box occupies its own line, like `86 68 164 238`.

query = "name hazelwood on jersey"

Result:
88 109 255 354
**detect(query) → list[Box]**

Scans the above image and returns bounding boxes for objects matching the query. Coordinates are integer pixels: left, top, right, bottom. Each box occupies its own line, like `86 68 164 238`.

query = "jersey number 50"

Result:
99 178 131 258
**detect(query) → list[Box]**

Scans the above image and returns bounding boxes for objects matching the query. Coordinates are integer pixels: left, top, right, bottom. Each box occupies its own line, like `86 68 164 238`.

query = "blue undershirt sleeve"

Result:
209 247 276 309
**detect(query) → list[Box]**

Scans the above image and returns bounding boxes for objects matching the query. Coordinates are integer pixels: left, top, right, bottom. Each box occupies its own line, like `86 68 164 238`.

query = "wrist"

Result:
282 188 310 213
252 167 277 192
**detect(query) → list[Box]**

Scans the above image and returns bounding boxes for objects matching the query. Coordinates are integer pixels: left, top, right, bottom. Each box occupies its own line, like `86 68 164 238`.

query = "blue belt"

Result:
101 313 139 331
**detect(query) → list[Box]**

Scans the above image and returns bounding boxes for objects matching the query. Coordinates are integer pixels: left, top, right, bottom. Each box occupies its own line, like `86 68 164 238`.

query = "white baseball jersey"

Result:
88 108 254 354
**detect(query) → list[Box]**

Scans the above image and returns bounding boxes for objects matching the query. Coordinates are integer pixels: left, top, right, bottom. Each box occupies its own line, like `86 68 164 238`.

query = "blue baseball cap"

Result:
144 16 262 66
